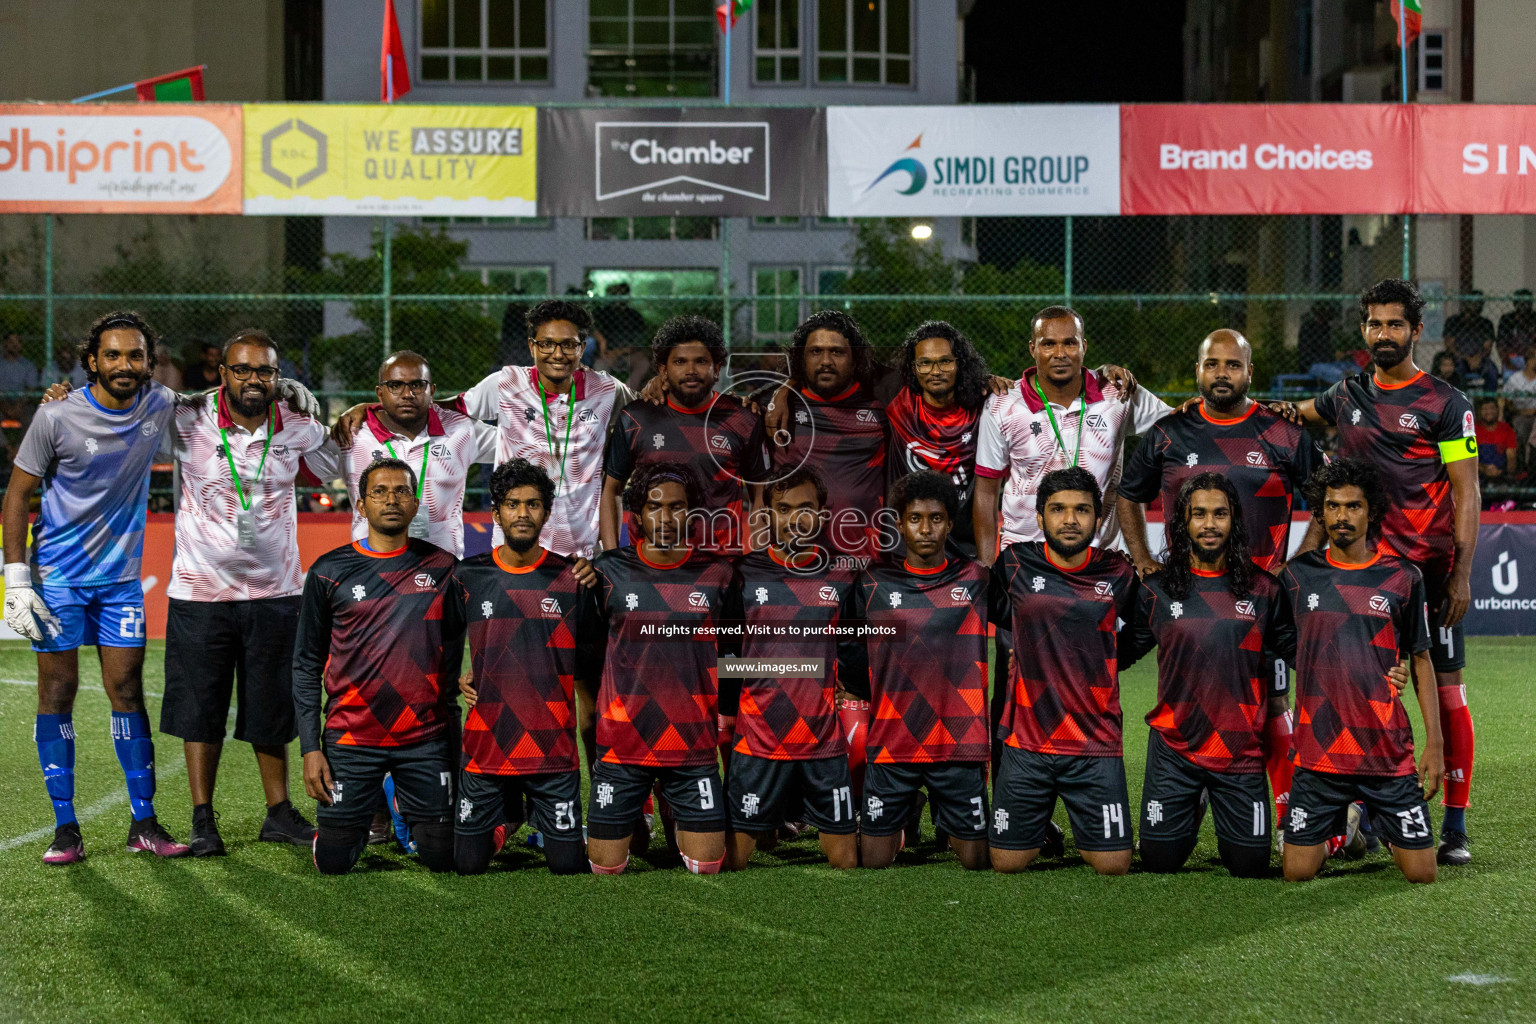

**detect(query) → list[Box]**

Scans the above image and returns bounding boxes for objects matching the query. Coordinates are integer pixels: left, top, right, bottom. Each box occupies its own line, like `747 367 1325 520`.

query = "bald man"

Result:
1117 329 1320 836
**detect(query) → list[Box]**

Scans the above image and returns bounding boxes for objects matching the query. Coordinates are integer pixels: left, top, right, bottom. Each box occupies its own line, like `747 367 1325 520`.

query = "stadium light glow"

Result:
910 223 933 241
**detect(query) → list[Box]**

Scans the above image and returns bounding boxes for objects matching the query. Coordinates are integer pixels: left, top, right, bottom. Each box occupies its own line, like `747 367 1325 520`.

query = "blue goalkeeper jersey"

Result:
13 382 176 588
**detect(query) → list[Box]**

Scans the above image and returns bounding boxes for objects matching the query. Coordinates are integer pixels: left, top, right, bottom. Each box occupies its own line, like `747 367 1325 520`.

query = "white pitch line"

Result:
1448 974 1513 986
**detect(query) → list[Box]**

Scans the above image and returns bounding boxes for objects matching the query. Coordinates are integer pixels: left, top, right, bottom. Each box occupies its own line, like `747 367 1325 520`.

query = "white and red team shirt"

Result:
975 367 1169 549
454 366 632 558
166 389 332 602
335 406 495 558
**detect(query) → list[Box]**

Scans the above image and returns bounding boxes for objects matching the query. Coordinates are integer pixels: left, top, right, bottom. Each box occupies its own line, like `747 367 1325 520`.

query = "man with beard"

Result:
451 459 588 875
599 314 767 555
319 351 495 559
1280 458 1442 884
988 468 1141 875
1277 279 1479 867
160 329 334 855
885 321 993 559
725 466 860 870
1119 473 1297 877
294 458 462 875
2 312 190 862
848 471 998 871
579 464 738 875
1116 329 1318 832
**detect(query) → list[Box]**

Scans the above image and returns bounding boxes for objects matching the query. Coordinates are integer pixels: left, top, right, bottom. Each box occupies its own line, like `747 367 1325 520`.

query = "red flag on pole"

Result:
1390 0 1422 48
381 0 411 103
134 66 206 101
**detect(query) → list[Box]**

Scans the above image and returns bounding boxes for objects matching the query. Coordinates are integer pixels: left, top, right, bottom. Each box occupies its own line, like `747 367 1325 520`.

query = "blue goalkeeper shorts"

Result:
30 580 147 653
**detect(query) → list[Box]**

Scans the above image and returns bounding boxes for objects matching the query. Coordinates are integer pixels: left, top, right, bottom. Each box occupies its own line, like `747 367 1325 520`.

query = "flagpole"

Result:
71 82 139 104
1400 5 1410 279
723 17 732 106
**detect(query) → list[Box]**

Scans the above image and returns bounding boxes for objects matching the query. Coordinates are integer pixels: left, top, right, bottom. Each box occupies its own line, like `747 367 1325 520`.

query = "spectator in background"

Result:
1457 345 1503 393
51 345 88 390
152 348 183 392
1497 288 1536 371
593 282 648 384
1431 351 1470 391
1504 355 1536 458
1474 397 1518 487
182 340 221 391
1443 290 1496 362
1296 302 1336 375
0 332 41 426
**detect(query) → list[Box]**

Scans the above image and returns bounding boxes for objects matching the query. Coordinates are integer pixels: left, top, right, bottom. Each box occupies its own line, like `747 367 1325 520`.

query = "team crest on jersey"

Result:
1085 414 1106 429
1031 575 1045 592
888 591 902 608
1245 450 1267 467
856 409 877 424
578 408 599 424
1462 410 1476 436
754 587 769 605
352 585 367 601
625 593 639 610
1350 408 1361 425
1170 601 1184 619
430 443 448 457
540 597 562 616
140 421 159 437
481 600 494 618
1094 580 1112 597
688 591 710 608
1185 453 1199 467
950 586 971 603
1030 421 1042 435
84 437 99 455
1307 593 1319 610
818 585 838 602
1234 600 1256 617
795 410 809 425
1369 595 1390 613
710 434 731 451
271 444 288 457
652 433 666 450
413 573 436 588
961 432 972 444
1398 412 1419 430
523 407 538 423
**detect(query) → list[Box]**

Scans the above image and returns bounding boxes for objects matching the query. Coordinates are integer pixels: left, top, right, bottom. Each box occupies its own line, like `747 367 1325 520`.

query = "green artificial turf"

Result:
0 638 1530 1023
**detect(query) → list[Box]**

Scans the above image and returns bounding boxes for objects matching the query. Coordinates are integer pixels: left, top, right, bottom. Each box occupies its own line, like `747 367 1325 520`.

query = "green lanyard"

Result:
382 437 430 501
1033 376 1087 469
221 405 273 512
538 378 576 494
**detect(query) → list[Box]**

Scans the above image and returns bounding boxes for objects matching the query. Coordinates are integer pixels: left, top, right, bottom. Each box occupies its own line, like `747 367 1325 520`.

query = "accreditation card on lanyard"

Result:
1033 376 1086 470
539 379 576 501
383 436 433 539
223 405 273 551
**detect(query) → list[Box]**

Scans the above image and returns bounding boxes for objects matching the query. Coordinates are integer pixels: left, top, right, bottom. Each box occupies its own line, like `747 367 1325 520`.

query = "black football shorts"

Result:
1284 766 1435 850
318 735 453 829
990 745 1131 852
1139 731 1271 848
457 769 581 841
861 761 988 841
586 761 726 839
727 752 857 835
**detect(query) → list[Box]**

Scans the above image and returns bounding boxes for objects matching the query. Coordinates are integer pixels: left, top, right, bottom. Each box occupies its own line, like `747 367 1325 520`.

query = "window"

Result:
1419 30 1446 94
752 216 802 228
816 0 910 86
421 216 551 228
420 0 550 83
588 0 717 97
482 266 552 295
586 217 719 241
754 267 802 342
813 266 850 296
755 0 802 83
815 216 853 228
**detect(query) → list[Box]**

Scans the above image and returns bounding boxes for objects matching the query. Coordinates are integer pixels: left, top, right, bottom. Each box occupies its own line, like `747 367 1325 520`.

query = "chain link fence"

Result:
0 211 1532 506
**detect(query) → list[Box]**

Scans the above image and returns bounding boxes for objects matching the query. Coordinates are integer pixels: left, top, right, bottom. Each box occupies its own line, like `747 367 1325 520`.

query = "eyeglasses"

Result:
366 485 415 502
224 364 279 382
914 357 956 373
379 379 431 395
532 339 584 356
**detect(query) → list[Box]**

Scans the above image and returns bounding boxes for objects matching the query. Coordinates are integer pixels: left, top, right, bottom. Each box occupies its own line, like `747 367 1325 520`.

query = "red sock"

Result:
681 852 724 875
1439 684 1474 810
1264 709 1294 829
838 698 870 803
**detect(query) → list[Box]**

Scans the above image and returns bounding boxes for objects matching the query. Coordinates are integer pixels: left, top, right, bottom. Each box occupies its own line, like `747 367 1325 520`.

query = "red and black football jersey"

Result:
733 548 860 761
451 548 582 776
994 542 1141 758
1121 568 1296 774
1280 548 1432 777
772 382 887 560
1313 370 1477 572
604 392 768 552
884 389 981 550
293 540 462 752
1119 401 1318 572
577 545 740 768
847 558 999 764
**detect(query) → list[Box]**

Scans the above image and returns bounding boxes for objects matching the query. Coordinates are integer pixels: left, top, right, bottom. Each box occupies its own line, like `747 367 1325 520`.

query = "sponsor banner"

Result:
1416 104 1536 214
1465 522 1536 636
0 103 241 214
1120 103 1414 215
538 107 824 217
242 104 536 215
826 105 1119 217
